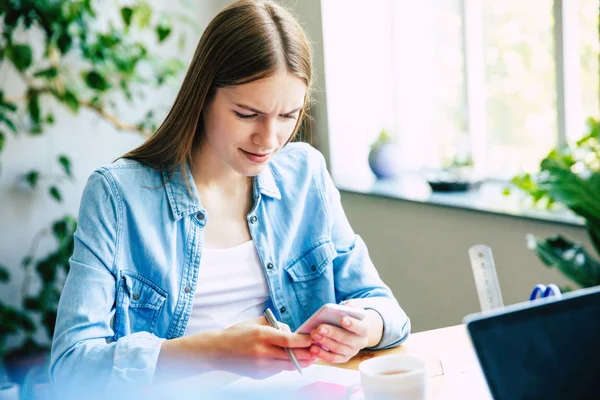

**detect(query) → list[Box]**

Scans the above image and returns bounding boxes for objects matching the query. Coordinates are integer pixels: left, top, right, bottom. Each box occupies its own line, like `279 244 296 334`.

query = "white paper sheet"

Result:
155 364 358 400
227 364 359 398
439 349 493 399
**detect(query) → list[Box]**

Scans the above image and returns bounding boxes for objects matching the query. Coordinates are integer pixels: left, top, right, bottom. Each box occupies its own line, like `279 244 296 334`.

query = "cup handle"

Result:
345 383 362 400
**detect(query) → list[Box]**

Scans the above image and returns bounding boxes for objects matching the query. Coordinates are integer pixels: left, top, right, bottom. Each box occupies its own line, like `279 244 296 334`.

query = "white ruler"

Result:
468 244 504 311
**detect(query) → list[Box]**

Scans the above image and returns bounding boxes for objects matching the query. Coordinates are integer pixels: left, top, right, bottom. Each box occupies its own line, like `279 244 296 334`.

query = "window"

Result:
577 0 600 140
321 0 599 185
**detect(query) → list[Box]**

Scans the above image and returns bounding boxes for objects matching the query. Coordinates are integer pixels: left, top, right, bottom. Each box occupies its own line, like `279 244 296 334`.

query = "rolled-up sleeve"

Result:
313 152 411 350
50 170 165 398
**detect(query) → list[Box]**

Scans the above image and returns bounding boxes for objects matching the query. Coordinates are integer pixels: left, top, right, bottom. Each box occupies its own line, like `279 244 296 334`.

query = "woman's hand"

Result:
308 300 384 364
157 316 317 381
215 316 317 378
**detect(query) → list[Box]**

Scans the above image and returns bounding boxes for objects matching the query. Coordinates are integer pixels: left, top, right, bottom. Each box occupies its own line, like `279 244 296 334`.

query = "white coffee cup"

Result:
346 354 428 400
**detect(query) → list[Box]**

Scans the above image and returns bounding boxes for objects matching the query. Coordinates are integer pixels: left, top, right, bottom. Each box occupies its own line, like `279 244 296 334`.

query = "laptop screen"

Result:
467 287 600 400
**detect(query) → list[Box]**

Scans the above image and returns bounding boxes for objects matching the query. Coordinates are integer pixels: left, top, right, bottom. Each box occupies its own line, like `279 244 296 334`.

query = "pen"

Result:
263 307 303 375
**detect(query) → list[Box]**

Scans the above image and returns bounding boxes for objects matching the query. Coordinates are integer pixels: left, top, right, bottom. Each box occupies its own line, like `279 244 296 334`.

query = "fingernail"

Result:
342 318 351 327
313 333 322 341
319 327 328 335
311 346 320 355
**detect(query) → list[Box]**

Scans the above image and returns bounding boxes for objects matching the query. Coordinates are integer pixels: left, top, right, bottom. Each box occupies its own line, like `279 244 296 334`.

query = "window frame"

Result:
461 0 586 176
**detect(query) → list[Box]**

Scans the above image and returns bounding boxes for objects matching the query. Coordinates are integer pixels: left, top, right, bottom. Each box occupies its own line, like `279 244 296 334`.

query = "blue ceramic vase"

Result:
368 143 401 179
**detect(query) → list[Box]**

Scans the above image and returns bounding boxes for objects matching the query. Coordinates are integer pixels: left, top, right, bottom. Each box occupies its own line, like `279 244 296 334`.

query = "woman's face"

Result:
202 69 307 177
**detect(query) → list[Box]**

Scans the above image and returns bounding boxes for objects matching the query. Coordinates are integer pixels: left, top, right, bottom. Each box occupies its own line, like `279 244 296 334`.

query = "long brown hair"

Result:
123 0 313 173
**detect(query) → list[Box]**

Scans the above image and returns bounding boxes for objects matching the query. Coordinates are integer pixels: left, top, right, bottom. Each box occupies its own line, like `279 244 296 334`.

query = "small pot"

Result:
368 143 402 179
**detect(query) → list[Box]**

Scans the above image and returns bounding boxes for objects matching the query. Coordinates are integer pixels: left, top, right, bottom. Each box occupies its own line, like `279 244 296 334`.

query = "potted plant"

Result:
0 0 195 391
507 117 600 289
426 153 478 192
368 129 402 179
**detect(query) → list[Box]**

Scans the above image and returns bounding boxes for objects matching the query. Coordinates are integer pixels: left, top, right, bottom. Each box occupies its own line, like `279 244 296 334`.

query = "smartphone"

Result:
295 303 367 334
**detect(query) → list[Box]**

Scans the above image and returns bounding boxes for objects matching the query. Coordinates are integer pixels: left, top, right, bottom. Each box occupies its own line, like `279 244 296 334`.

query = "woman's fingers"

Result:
265 346 317 361
339 316 369 336
309 344 349 363
311 324 367 350
278 322 291 333
311 335 354 357
260 326 312 349
289 348 318 361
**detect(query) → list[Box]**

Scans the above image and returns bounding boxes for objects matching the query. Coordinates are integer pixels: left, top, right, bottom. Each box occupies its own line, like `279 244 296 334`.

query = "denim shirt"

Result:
50 143 410 394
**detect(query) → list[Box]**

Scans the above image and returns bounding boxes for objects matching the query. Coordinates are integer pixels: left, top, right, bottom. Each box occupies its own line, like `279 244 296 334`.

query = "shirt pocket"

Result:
114 271 167 339
284 240 337 317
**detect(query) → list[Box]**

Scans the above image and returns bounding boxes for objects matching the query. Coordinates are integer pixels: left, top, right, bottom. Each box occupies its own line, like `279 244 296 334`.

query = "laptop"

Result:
463 285 600 400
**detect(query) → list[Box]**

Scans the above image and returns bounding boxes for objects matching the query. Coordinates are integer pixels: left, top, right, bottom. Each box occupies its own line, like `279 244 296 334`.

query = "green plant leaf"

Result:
83 70 110 91
49 186 62 202
36 259 56 283
156 20 171 42
8 44 33 71
24 296 41 311
1 116 17 133
0 101 17 113
19 313 36 333
121 7 134 27
0 265 9 282
62 89 80 112
24 170 40 188
134 2 152 28
370 129 394 149
42 311 57 339
27 89 41 125
0 131 4 152
585 117 599 140
22 256 33 267
0 305 36 333
53 219 68 240
89 96 103 110
539 163 600 223
57 32 73 54
528 234 600 288
587 220 600 261
39 286 61 311
33 67 58 79
58 155 72 177
0 90 18 112
177 33 186 51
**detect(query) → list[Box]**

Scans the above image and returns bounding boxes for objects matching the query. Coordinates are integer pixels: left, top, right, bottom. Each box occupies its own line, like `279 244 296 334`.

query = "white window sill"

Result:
335 174 584 227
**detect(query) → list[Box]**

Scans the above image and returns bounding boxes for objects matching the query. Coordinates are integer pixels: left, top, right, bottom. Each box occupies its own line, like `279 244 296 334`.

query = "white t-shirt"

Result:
184 240 271 335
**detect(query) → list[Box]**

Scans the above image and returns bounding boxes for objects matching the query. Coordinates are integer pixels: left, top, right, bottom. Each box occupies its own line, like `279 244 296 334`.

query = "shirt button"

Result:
280 306 286 313
184 286 191 293
267 263 274 270
311 265 317 272
196 212 205 220
132 293 140 301
250 215 258 223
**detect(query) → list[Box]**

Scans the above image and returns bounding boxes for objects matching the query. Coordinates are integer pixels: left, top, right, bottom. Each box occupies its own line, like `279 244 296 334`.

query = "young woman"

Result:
50 0 410 396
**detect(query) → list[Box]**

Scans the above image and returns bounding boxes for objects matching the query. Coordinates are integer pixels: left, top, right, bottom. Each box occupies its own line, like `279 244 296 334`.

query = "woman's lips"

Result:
241 149 271 163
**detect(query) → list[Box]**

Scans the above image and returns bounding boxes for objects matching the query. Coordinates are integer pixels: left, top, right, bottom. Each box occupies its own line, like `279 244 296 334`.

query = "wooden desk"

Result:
172 325 489 399
322 325 490 399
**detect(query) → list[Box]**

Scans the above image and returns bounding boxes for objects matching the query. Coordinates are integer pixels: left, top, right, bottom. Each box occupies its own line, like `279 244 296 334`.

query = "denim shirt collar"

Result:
255 163 282 200
163 162 281 221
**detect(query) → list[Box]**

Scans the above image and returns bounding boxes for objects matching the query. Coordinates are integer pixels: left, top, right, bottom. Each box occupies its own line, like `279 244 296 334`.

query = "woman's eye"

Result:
281 114 298 120
234 111 257 119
